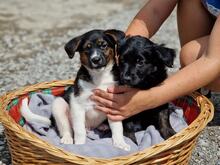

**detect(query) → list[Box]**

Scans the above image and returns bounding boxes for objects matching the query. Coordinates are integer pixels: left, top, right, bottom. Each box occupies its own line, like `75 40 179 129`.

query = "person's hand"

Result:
90 85 151 121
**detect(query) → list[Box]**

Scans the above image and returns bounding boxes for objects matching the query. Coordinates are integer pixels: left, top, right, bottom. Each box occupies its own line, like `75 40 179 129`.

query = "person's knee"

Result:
180 36 208 68
180 43 195 67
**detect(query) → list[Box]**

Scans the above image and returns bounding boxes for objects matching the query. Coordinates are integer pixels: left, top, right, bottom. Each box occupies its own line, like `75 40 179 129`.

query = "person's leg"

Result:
177 0 215 46
179 34 220 91
177 0 220 91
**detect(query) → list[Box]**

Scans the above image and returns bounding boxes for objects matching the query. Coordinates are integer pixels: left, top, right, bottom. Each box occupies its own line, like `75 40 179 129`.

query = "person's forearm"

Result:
126 0 178 37
146 56 220 109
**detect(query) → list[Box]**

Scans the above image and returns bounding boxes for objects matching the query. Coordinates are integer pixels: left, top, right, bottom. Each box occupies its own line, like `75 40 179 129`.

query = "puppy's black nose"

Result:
91 56 102 65
123 75 132 83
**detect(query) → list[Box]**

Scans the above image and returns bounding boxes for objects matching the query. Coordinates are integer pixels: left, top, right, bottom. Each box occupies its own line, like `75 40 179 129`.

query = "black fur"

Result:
118 35 176 144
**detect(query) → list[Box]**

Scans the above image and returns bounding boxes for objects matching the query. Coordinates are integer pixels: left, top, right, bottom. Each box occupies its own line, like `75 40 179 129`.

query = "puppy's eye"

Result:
137 59 144 66
87 43 92 49
100 42 108 49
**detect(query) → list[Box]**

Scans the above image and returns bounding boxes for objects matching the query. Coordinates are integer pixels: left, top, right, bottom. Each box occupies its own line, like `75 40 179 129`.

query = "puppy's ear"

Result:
104 29 125 44
154 45 176 67
64 36 82 59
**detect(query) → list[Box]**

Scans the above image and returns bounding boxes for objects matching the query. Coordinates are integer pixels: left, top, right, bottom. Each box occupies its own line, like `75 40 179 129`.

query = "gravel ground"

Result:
0 0 219 164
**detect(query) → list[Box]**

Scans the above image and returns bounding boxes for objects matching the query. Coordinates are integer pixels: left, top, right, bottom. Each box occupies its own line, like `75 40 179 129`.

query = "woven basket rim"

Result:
0 79 214 164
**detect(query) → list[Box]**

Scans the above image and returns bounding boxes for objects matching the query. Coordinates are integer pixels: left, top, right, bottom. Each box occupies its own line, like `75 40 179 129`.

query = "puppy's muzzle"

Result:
122 75 132 84
91 56 102 65
121 72 139 86
90 55 106 68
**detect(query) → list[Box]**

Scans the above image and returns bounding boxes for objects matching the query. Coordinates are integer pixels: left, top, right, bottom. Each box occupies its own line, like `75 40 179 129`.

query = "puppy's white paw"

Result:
113 140 131 151
60 134 73 144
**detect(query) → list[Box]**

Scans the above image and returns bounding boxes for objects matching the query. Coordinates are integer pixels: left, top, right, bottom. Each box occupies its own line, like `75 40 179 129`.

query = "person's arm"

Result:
126 0 178 37
149 15 220 107
91 16 220 121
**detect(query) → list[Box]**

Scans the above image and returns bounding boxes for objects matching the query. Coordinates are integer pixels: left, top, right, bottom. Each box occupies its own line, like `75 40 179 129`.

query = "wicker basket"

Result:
0 80 214 165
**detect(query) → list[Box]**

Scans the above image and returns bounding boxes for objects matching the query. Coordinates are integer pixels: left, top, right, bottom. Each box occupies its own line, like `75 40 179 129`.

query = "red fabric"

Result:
8 100 22 123
172 97 200 125
51 86 65 96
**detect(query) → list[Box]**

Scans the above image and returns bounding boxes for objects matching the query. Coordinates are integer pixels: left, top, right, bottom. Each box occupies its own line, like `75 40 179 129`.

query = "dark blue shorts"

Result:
202 0 220 17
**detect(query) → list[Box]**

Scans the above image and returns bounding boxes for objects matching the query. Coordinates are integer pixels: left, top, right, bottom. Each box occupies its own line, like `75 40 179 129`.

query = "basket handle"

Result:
191 92 214 123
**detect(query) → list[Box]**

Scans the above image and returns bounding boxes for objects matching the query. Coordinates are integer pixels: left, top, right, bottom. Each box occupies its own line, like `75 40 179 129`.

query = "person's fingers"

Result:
107 114 125 121
90 95 118 108
95 105 121 115
94 105 109 113
107 85 132 94
93 89 116 101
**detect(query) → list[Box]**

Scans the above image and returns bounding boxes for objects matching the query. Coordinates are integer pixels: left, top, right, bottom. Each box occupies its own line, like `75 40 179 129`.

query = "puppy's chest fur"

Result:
68 64 118 129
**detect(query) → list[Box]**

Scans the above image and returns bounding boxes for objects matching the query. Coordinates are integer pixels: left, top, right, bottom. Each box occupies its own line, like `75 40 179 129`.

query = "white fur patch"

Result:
72 62 116 128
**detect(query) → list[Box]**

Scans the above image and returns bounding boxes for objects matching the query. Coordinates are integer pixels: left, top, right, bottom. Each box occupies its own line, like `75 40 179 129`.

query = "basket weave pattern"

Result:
0 80 214 165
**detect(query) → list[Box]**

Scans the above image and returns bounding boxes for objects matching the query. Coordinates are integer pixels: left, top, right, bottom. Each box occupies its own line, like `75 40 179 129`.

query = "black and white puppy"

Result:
52 29 131 151
118 35 176 144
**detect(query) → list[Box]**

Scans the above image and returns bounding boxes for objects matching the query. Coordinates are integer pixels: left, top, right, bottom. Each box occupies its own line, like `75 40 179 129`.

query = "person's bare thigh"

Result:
177 0 215 46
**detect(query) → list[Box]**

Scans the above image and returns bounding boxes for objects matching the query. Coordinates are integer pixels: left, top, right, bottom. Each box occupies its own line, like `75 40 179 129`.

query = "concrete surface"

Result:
0 0 219 164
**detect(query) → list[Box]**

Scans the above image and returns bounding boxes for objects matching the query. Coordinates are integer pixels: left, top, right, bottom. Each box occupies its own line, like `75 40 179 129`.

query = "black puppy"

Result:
118 35 176 144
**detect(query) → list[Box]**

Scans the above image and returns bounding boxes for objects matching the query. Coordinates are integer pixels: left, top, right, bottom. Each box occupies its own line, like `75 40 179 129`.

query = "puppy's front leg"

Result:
108 119 130 151
158 109 176 139
70 103 86 144
52 97 73 144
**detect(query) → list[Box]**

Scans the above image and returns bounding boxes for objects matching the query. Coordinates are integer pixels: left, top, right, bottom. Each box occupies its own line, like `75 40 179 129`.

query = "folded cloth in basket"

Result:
22 93 188 158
